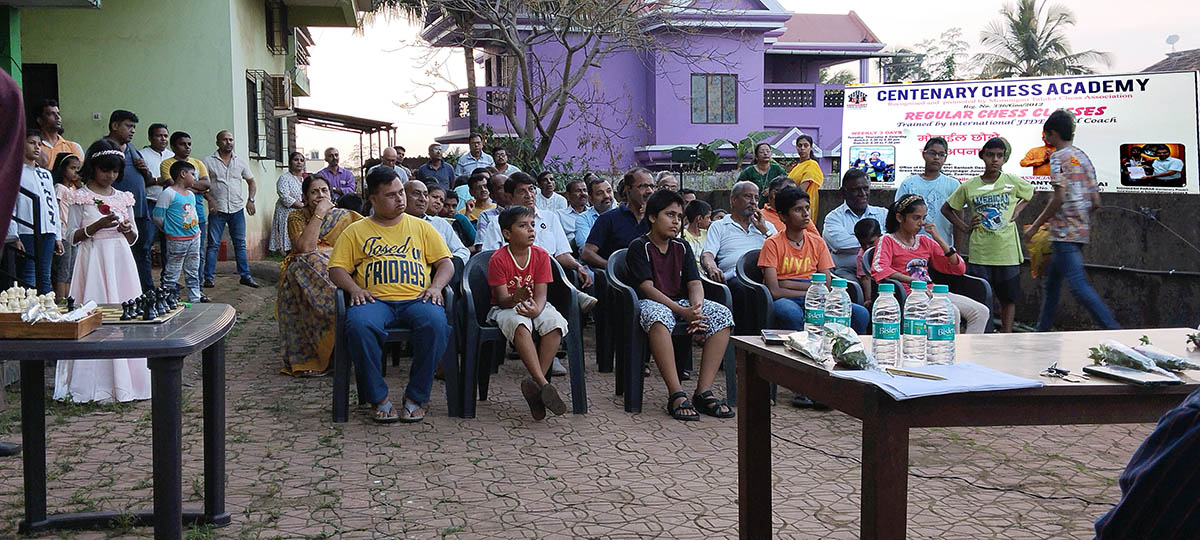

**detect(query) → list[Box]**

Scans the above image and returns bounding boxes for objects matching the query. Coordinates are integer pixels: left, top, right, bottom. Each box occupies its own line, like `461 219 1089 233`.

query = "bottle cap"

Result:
878 283 894 293
932 284 949 293
812 273 826 283
911 281 927 290
832 278 846 287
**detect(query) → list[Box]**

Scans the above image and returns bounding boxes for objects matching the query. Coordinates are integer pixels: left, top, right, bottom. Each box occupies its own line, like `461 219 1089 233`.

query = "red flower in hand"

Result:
93 198 111 215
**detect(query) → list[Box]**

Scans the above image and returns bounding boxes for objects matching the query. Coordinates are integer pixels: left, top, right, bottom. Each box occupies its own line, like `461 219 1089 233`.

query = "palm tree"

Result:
975 0 1111 78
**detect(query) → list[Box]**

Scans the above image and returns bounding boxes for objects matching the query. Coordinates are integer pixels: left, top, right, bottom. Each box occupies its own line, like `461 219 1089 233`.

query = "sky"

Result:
295 0 1199 162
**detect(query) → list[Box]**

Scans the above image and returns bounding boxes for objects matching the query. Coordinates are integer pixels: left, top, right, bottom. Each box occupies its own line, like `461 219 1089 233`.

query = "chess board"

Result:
97 304 186 324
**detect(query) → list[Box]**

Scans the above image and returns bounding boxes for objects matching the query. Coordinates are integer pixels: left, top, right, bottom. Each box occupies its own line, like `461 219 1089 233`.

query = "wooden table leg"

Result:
861 388 909 540
18 360 47 533
148 356 184 540
738 349 771 539
202 341 231 526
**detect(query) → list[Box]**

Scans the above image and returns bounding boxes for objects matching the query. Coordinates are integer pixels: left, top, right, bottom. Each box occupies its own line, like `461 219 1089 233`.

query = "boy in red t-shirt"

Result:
487 206 569 420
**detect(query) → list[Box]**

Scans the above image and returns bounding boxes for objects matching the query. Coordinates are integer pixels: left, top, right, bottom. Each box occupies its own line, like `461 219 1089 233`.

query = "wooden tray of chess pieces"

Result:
0 288 102 339
100 287 186 324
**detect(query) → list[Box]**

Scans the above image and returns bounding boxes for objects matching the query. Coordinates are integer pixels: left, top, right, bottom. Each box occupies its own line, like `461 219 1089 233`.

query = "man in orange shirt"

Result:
1019 133 1055 176
32 99 83 169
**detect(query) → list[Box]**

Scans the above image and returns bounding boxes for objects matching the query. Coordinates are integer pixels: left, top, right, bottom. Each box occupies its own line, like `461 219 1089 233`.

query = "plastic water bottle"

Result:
901 281 930 366
803 273 828 336
825 278 853 329
871 283 901 366
925 284 957 365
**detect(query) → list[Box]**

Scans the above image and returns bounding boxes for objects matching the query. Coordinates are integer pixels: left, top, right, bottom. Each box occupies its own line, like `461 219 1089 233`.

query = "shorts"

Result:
487 303 569 343
637 298 733 338
51 240 75 284
966 263 1021 303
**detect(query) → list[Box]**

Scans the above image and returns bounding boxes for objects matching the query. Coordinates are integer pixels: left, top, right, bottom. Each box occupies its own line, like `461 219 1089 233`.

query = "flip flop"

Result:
373 400 400 424
521 378 546 420
398 399 425 423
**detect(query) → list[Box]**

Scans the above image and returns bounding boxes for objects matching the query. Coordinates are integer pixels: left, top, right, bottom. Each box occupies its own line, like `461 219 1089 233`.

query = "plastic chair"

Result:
862 246 995 333
605 248 736 413
384 256 465 373
332 262 461 422
460 250 587 418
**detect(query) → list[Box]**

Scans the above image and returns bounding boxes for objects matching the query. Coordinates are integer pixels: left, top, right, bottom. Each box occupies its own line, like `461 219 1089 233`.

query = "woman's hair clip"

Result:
897 193 924 212
90 149 125 159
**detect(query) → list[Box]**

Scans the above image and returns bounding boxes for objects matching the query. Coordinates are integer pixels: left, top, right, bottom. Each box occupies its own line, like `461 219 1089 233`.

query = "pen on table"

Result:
885 367 947 381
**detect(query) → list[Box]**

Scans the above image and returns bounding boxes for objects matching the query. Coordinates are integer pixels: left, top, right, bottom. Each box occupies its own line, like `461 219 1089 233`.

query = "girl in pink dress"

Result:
53 140 151 403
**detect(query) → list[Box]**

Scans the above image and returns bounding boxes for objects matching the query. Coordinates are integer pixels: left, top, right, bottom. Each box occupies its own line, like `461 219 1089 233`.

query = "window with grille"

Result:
246 70 276 159
764 88 815 108
265 1 288 55
690 74 737 124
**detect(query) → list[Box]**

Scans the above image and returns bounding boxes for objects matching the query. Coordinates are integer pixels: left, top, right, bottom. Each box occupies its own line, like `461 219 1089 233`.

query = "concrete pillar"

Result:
858 58 869 84
1 7 18 87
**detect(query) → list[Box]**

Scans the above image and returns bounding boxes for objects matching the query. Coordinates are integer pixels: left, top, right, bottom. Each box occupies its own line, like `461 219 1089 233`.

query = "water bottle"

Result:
871 283 901 366
925 284 956 365
901 281 930 366
803 273 828 336
825 278 853 329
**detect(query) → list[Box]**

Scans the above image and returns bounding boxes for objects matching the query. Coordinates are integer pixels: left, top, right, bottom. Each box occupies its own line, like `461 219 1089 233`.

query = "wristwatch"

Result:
944 246 957 257
247 197 255 203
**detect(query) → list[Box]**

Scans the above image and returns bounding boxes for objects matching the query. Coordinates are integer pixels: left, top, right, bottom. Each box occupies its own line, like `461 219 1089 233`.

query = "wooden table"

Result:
2 303 237 540
734 328 1200 540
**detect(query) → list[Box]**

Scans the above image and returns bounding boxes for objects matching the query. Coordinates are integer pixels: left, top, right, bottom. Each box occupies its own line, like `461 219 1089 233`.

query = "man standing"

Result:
822 169 888 279
329 167 453 424
535 171 567 212
557 179 589 244
367 147 410 181
895 137 961 248
318 147 357 197
105 110 156 292
32 99 82 169
142 123 174 260
159 131 212 302
1024 109 1119 331
455 133 494 177
1019 133 1056 177
415 143 456 192
575 176 614 253
404 180 469 263
393 145 412 177
700 181 776 282
654 171 679 192
493 147 521 176
201 130 259 289
1145 145 1184 183
581 168 653 269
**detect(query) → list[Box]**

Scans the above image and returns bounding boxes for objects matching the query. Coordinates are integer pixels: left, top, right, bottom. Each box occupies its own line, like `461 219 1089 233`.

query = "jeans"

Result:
131 216 156 293
772 296 870 334
197 220 207 282
204 210 250 281
18 233 55 294
1037 242 1120 331
344 299 450 405
162 236 201 302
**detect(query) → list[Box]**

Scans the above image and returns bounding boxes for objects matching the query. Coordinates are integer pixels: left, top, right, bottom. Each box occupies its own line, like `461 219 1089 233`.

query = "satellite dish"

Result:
1167 34 1180 51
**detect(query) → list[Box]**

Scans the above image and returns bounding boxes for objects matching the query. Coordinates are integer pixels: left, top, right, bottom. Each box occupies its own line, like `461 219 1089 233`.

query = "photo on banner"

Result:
848 146 895 184
840 71 1200 194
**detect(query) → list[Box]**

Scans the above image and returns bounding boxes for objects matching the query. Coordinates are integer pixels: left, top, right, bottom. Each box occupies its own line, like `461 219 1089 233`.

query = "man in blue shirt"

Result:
415 143 456 192
580 168 653 269
105 109 155 292
575 176 613 249
823 169 888 279
896 137 961 248
1146 145 1184 183
454 133 494 177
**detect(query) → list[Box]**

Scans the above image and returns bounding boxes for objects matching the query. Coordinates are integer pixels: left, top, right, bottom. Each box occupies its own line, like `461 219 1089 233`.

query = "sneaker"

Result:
198 295 212 303
548 357 568 377
578 292 598 313
203 279 215 288
239 277 260 288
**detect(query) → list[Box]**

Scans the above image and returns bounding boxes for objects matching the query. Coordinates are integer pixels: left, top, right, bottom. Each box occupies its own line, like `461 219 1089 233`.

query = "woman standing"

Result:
276 175 363 376
736 142 787 199
270 151 306 254
787 134 823 218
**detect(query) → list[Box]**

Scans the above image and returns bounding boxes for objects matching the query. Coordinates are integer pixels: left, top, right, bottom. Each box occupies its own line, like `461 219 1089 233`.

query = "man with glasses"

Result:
822 169 888 279
895 137 962 249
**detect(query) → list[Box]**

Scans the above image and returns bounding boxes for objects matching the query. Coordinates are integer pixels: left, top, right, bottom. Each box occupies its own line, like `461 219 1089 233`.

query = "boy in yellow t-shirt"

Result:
329 168 453 424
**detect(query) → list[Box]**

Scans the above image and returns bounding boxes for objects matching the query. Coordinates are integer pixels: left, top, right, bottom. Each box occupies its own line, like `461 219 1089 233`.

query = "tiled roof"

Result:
1142 48 1200 72
774 11 881 44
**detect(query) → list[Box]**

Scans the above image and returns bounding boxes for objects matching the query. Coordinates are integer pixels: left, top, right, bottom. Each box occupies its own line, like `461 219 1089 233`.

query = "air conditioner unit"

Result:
270 73 294 117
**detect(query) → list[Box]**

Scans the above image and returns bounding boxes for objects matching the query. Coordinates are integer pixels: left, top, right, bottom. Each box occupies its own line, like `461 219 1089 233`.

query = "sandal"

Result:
398 399 425 423
692 390 735 419
521 378 546 421
373 400 400 424
666 391 699 421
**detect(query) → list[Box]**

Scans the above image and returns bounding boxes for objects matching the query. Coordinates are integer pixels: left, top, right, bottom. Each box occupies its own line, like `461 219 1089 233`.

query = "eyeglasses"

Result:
924 151 948 158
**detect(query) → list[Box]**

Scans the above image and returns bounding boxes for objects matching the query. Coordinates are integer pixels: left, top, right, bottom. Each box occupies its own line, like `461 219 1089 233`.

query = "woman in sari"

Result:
277 175 363 376
787 134 824 218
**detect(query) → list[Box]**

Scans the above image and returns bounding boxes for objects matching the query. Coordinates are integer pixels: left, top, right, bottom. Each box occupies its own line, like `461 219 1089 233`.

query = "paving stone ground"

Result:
0 267 1154 539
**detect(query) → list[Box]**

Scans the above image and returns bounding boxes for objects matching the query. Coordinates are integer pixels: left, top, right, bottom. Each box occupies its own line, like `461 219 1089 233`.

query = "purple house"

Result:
422 2 893 174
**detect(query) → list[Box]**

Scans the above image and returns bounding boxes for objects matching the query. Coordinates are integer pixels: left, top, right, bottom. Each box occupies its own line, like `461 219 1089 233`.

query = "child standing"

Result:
629 189 734 421
487 206 570 420
6 130 65 294
51 153 82 299
55 139 150 403
941 137 1033 333
154 161 203 302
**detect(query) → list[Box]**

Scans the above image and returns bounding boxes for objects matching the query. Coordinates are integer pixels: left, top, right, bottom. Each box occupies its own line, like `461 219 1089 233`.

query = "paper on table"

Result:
829 362 1043 400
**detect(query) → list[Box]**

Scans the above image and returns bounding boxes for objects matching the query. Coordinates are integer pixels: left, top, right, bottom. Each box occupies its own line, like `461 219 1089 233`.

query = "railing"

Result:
763 84 846 109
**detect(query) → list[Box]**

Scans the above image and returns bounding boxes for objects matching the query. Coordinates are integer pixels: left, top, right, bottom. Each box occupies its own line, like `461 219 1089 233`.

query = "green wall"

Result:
20 0 287 257
1 7 19 85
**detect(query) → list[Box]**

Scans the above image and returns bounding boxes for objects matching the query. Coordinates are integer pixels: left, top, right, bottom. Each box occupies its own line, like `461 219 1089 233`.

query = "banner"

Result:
840 71 1200 193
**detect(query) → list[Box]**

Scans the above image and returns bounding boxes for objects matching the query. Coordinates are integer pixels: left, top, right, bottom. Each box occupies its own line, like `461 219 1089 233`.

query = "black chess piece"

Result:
66 296 76 312
133 296 144 317
120 301 133 321
154 290 166 315
142 297 155 321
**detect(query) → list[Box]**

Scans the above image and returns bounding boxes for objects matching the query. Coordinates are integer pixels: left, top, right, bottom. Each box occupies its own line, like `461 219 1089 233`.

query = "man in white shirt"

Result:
404 180 468 262
1146 145 1184 182
556 178 589 245
367 147 411 181
141 123 174 262
455 133 494 176
700 181 776 282
200 130 258 288
535 171 568 212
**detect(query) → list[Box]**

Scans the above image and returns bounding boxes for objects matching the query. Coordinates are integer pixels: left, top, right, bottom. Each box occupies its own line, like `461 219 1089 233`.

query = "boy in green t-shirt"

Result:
941 137 1033 333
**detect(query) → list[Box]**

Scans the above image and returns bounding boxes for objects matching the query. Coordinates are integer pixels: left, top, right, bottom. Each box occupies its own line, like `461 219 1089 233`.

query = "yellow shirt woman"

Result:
787 159 824 218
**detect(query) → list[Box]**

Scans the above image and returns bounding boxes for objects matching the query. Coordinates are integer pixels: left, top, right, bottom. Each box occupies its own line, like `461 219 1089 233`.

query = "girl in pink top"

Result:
870 194 989 334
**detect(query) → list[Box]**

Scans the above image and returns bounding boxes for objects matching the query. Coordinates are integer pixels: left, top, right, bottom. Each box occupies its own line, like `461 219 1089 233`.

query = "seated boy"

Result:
329 168 453 424
628 189 735 421
459 172 495 222
853 218 882 307
153 161 204 302
487 206 570 420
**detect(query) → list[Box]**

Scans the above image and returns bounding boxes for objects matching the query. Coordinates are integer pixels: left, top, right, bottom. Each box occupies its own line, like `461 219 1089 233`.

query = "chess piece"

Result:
120 301 134 321
66 296 76 311
142 297 155 321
